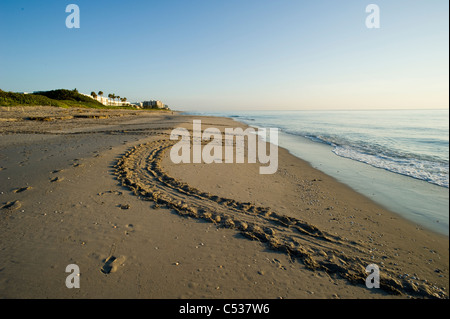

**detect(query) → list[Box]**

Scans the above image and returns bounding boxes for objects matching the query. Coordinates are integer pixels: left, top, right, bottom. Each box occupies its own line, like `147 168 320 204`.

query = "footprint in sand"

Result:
98 190 123 196
1 200 22 211
101 256 126 274
13 186 32 193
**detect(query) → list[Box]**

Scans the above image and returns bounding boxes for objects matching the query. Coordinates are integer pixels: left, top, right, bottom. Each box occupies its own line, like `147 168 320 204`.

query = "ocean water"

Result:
186 109 449 235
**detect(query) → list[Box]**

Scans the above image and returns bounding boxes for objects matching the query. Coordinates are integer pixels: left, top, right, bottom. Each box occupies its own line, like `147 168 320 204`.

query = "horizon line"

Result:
177 107 450 112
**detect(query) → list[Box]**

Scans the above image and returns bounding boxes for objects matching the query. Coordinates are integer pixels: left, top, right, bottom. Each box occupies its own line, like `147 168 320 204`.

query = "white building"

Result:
82 93 131 107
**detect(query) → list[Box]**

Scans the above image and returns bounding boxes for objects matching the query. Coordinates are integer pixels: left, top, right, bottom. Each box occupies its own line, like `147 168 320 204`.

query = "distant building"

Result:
142 100 164 109
82 93 131 107
80 93 168 109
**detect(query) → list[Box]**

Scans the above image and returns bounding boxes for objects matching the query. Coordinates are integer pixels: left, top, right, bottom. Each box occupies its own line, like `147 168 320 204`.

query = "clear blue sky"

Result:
0 0 448 111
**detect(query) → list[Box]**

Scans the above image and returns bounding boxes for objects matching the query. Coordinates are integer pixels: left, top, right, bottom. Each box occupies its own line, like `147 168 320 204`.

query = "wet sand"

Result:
0 106 448 299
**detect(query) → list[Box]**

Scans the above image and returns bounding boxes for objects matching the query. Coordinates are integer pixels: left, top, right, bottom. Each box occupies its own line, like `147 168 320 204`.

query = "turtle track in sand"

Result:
115 138 446 299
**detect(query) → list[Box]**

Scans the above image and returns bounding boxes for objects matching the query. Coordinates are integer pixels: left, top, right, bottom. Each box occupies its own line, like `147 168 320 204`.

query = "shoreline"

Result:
0 107 448 299
275 131 449 236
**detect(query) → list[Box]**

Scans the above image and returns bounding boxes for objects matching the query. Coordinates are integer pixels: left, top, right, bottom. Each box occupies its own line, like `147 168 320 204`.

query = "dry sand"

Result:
0 106 448 299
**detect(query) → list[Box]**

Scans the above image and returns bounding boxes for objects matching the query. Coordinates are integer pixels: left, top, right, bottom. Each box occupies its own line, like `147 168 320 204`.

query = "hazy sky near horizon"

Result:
0 0 448 111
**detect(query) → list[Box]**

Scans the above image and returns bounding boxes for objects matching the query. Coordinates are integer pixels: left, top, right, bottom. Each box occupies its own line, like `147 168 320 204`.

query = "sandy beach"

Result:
0 106 448 299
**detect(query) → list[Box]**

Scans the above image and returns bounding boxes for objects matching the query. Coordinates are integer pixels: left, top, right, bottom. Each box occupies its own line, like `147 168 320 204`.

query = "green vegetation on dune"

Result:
0 89 135 109
0 89 63 107
33 89 103 105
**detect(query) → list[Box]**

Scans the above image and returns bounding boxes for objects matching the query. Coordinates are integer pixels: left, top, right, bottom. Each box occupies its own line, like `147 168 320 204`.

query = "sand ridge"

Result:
115 136 446 299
